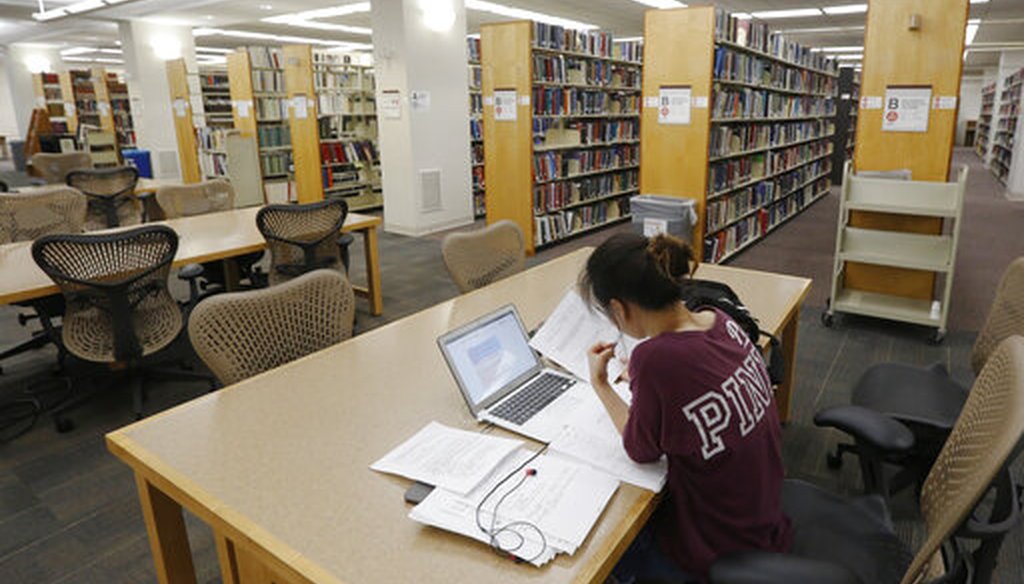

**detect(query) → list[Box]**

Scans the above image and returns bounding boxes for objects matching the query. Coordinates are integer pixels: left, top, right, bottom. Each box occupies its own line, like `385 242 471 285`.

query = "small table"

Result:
106 250 809 584
0 207 384 316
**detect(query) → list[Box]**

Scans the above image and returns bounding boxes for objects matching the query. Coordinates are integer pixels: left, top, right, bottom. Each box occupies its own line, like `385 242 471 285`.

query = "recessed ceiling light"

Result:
266 17 372 35
266 2 371 21
60 46 97 56
750 8 823 19
628 0 687 8
259 4 274 10
966 19 980 45
822 4 867 15
192 27 373 50
465 0 597 30
834 54 862 60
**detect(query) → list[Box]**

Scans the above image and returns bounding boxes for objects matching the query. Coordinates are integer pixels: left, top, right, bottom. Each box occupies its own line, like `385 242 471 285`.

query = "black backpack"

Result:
680 279 785 385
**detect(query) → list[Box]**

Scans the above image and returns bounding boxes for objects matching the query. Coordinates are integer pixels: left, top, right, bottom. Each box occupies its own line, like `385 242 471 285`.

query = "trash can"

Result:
10 140 26 172
630 195 697 243
121 149 153 178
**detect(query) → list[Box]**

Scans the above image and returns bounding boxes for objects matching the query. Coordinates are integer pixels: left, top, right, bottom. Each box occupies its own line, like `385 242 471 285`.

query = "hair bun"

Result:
646 234 693 283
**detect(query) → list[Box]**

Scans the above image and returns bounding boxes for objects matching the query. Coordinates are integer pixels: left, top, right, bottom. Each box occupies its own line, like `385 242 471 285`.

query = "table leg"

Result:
362 226 383 316
222 258 241 292
215 532 240 584
775 309 800 424
135 473 197 584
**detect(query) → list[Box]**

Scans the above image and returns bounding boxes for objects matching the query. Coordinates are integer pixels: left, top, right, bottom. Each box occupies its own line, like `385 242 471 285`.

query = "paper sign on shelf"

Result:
934 96 958 110
291 95 308 119
860 96 882 110
172 98 188 118
64 102 76 115
235 100 251 118
882 86 931 133
644 96 659 108
410 90 431 112
494 89 517 121
380 90 401 119
693 96 709 109
483 96 494 106
643 218 669 237
518 94 530 106
98 102 110 116
35 96 45 108
658 86 691 125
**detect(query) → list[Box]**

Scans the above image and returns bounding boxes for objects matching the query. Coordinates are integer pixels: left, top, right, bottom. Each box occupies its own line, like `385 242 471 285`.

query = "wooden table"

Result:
105 249 810 584
0 206 384 316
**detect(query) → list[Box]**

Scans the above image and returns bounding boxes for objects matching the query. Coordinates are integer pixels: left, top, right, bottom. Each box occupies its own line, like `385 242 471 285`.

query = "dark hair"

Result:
579 232 694 314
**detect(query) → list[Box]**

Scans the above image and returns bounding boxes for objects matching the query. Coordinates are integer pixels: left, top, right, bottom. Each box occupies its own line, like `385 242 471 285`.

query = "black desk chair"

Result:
66 166 142 230
710 337 1024 584
256 199 352 286
32 225 213 427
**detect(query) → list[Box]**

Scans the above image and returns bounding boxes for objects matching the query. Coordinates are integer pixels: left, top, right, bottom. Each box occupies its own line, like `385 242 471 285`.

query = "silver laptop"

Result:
438 305 587 443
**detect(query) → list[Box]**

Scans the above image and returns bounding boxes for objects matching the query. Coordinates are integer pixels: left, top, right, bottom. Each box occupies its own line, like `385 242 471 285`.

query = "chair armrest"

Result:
814 405 915 454
960 469 1022 539
709 552 859 584
337 233 355 247
177 263 204 281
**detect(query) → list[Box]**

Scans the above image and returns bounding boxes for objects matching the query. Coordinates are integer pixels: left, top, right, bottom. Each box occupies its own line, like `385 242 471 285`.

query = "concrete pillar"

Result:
118 21 198 179
371 0 474 235
4 44 63 137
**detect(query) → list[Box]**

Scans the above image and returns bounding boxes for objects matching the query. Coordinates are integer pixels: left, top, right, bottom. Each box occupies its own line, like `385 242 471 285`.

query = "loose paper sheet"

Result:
381 90 401 119
371 422 523 496
494 89 517 121
883 87 931 133
173 98 187 118
658 86 691 125
235 100 251 118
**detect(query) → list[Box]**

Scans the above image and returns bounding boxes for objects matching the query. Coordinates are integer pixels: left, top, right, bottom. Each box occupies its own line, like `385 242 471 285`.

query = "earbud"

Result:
526 468 537 476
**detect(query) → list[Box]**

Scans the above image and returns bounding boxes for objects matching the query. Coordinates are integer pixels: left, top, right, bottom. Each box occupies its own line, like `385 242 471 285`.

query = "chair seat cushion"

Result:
63 294 182 363
852 363 969 430
783 480 911 584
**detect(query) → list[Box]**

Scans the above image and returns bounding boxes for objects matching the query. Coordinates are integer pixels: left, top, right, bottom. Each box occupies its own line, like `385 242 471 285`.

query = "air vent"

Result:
419 168 442 212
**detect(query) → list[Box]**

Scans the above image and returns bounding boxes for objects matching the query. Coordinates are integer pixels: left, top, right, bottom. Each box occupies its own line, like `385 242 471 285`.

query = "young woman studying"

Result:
579 233 792 584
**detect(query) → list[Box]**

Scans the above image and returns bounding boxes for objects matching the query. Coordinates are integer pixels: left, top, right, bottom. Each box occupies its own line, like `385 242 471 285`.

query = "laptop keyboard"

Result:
490 372 576 426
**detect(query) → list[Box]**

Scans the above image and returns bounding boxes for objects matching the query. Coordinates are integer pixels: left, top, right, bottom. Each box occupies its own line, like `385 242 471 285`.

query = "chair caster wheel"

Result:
929 331 945 345
55 417 74 433
826 451 843 470
821 312 834 328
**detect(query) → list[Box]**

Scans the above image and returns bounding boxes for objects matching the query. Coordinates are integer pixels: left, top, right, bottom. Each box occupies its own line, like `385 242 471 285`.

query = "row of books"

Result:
249 46 283 70
533 118 639 145
314 71 365 92
260 151 290 177
472 165 485 190
204 98 231 115
199 150 228 178
472 143 484 165
709 140 831 195
41 73 60 84
768 177 830 228
709 119 834 158
468 37 482 63
321 140 377 166
323 167 377 191
319 117 377 140
532 169 638 215
713 47 836 94
712 88 835 120
703 210 766 263
471 119 483 141
469 67 482 90
199 73 229 91
768 141 832 175
197 127 229 152
613 41 643 63
534 198 629 247
318 93 372 116
533 146 639 182
257 124 290 148
533 23 615 59
714 8 837 74
532 87 640 116
776 158 832 195
312 51 362 66
707 158 831 232
470 93 482 115
252 70 284 93
533 55 642 87
256 97 289 121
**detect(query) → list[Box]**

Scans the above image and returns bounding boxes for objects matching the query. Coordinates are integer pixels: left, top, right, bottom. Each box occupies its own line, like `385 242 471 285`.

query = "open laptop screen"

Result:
439 307 540 411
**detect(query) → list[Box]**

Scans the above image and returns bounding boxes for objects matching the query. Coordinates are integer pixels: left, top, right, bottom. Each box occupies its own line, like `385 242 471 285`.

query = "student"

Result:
579 232 792 584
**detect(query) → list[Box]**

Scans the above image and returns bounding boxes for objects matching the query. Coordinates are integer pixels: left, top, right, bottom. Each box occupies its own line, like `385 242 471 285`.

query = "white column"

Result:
118 21 197 179
371 0 474 236
4 44 63 138
997 51 1024 198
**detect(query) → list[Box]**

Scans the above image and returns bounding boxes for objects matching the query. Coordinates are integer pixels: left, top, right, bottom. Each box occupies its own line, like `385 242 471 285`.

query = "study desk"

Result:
105 250 810 584
0 206 384 315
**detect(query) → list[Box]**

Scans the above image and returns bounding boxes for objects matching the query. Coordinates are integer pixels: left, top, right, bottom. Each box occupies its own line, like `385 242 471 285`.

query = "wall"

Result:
3 44 62 139
957 76 982 146
0 53 20 139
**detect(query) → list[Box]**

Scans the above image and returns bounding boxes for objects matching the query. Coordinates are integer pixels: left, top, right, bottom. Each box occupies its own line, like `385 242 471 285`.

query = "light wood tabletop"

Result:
0 206 385 315
106 250 810 584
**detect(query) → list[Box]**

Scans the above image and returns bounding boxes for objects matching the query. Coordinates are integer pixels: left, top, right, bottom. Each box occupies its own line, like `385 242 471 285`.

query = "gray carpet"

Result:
0 148 1021 583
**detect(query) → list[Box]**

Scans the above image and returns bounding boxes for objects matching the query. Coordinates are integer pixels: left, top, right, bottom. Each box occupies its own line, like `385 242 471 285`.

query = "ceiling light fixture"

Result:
750 8 824 19
420 0 457 32
60 46 98 56
262 2 370 23
733 13 752 20
192 28 372 50
465 0 597 30
834 54 863 60
23 54 52 73
628 0 687 8
265 17 372 35
196 47 234 54
33 0 132 21
966 19 980 45
821 4 867 15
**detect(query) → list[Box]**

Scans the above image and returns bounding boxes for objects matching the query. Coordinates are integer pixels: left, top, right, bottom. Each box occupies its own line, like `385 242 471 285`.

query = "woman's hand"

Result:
587 341 616 388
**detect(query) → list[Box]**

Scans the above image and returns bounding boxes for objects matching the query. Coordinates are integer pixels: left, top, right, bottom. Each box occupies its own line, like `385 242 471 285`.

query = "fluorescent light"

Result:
62 56 94 62
420 0 456 32
150 34 183 61
834 54 863 60
810 46 863 53
628 0 687 8
32 8 67 21
65 0 105 14
262 2 371 22
465 0 597 30
970 0 989 3
196 47 234 54
966 19 980 45
94 58 124 64
614 37 644 43
822 4 867 15
61 46 98 56
733 13 752 20
192 28 372 50
97 48 123 54
267 16 372 35
750 8 823 19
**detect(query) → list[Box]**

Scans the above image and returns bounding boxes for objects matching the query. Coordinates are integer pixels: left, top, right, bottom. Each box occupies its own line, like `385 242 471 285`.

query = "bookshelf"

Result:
641 6 837 264
32 73 70 134
57 72 78 134
165 58 201 183
991 67 1022 185
227 47 292 202
69 68 116 136
105 73 136 149
197 67 234 180
831 68 860 184
468 36 485 218
975 82 996 161
481 21 643 253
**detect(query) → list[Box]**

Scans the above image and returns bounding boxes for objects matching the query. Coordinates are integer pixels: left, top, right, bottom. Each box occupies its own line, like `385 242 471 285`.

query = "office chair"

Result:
188 269 355 386
709 336 1024 584
66 166 142 230
441 220 526 293
0 179 8 192
29 151 93 185
816 257 1024 504
32 225 213 426
155 179 266 299
0 186 87 374
256 199 352 286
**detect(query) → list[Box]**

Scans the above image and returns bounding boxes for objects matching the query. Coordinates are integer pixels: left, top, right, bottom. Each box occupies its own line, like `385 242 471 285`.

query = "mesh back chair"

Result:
156 179 265 297
817 256 1024 504
30 151 93 185
32 225 212 423
0 186 87 373
709 336 1024 584
256 199 349 286
189 269 355 386
66 166 142 230
441 220 526 293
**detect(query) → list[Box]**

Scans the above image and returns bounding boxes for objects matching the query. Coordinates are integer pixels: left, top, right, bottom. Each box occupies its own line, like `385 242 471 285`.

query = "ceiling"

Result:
0 0 1021 76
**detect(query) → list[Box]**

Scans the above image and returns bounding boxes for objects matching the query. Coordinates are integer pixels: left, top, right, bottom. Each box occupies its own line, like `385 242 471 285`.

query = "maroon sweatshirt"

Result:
623 308 793 579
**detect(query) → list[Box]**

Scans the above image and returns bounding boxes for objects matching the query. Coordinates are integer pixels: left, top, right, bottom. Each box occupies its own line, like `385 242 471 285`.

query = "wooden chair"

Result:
441 220 526 293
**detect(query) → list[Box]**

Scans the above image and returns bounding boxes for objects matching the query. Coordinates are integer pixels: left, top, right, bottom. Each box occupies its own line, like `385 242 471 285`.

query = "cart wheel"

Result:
929 330 946 345
821 311 835 328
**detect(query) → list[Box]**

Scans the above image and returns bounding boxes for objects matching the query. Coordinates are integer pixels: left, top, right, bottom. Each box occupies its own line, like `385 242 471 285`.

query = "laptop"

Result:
438 305 588 442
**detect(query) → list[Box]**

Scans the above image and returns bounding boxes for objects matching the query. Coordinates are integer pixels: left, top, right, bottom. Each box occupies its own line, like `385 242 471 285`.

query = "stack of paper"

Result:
409 451 619 566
